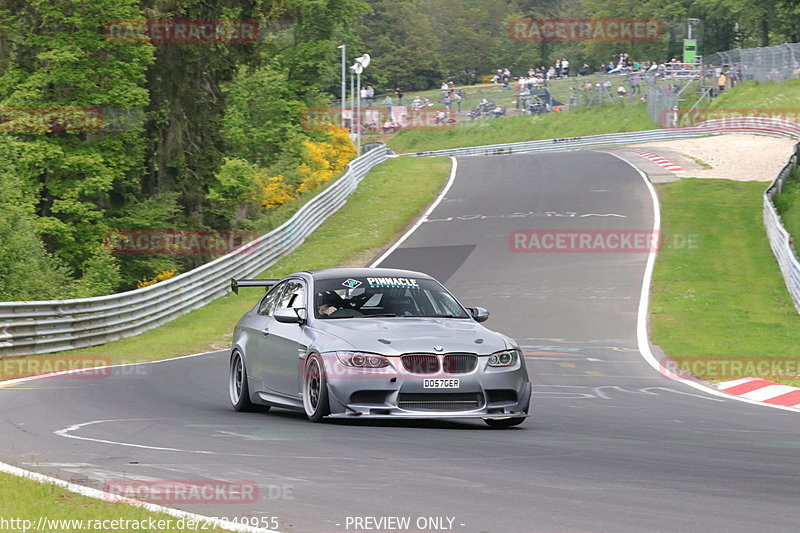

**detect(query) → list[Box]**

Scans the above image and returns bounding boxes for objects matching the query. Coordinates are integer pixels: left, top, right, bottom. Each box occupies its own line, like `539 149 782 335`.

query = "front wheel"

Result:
303 354 330 422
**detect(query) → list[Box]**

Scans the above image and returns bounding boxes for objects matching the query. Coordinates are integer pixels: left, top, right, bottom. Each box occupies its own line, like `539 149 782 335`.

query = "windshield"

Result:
314 276 470 319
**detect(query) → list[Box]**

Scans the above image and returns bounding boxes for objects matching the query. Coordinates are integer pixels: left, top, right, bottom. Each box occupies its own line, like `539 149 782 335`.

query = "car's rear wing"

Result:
230 278 280 294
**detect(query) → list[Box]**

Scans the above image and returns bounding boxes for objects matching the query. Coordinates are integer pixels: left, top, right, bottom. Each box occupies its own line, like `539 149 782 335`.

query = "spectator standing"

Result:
630 72 641 94
383 95 392 109
561 58 569 78
520 86 531 111
729 66 739 87
366 85 375 106
717 71 727 94
394 87 403 105
452 91 462 112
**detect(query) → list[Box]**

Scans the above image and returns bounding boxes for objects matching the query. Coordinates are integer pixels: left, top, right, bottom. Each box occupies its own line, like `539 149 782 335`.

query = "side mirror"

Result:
468 307 490 323
274 307 306 324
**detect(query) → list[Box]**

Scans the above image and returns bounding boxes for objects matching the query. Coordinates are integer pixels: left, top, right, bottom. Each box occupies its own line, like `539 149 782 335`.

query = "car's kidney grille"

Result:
442 354 477 374
401 354 440 374
397 393 482 411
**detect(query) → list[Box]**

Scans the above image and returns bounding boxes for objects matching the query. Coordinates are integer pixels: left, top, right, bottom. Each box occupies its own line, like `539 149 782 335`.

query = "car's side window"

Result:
257 282 286 316
279 280 306 310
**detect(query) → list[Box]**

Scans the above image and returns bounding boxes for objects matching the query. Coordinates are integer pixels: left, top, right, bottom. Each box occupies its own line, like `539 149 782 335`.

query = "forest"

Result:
1 0 797 300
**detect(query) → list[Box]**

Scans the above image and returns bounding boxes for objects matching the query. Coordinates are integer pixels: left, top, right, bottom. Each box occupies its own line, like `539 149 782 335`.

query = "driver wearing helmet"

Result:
317 290 344 317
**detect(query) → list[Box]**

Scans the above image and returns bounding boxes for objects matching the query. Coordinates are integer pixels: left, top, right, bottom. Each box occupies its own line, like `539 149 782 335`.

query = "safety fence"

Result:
703 43 800 84
645 42 800 125
0 146 387 357
764 142 800 313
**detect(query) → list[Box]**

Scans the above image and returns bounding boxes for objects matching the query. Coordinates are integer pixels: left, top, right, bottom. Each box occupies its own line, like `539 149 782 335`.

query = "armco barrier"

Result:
410 117 800 158
0 146 387 357
764 143 800 313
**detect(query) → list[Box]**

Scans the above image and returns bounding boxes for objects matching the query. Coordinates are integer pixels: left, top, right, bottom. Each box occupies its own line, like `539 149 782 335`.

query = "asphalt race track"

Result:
2 151 800 533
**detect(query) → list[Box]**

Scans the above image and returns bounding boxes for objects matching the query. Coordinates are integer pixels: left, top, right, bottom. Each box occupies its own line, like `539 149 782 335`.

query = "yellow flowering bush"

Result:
297 125 356 194
137 268 178 289
261 174 296 208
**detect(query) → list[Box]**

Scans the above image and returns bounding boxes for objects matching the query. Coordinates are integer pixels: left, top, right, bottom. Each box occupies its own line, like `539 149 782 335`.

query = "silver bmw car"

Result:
228 267 531 428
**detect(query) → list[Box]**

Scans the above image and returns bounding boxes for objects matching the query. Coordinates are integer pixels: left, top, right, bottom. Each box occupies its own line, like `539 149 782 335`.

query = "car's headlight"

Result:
488 349 519 367
335 351 391 368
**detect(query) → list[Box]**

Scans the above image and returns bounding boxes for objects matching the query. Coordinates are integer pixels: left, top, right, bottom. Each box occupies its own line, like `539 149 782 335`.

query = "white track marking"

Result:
54 419 213 454
604 151 800 413
370 156 458 267
52 419 291 458
0 462 277 533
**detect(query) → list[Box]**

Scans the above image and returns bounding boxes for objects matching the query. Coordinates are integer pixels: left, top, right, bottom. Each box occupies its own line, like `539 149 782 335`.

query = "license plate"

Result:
423 378 460 389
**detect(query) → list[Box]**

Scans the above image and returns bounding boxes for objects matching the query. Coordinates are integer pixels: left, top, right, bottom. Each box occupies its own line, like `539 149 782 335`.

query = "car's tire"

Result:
303 354 330 422
229 351 263 412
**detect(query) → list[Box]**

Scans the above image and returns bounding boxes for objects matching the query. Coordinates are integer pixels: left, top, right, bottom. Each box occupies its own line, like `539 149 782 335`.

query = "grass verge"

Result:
708 79 800 110
0 471 232 533
651 178 800 387
0 156 451 379
386 103 656 153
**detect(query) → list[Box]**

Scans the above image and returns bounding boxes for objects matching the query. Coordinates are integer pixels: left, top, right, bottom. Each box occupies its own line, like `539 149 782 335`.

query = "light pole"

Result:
353 53 370 155
354 61 363 154
349 65 355 136
338 44 346 128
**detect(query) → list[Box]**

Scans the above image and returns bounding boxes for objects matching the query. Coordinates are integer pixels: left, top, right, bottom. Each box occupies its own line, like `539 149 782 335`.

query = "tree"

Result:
357 0 444 90
0 0 153 291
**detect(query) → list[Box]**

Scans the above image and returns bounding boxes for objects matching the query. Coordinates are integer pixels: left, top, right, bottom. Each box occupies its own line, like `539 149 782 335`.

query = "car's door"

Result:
260 278 308 397
245 281 286 388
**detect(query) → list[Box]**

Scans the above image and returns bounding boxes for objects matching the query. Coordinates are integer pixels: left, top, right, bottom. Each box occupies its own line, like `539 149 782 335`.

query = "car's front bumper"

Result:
321 354 531 419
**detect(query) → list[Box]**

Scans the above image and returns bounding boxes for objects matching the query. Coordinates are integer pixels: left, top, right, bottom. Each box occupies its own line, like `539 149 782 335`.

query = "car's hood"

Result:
314 317 510 355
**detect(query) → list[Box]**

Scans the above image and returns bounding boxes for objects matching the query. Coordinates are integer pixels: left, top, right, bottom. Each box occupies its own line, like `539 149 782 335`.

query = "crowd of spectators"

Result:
346 52 712 134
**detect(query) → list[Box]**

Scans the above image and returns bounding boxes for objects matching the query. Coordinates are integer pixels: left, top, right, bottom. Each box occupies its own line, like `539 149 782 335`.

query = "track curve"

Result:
2 150 800 533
